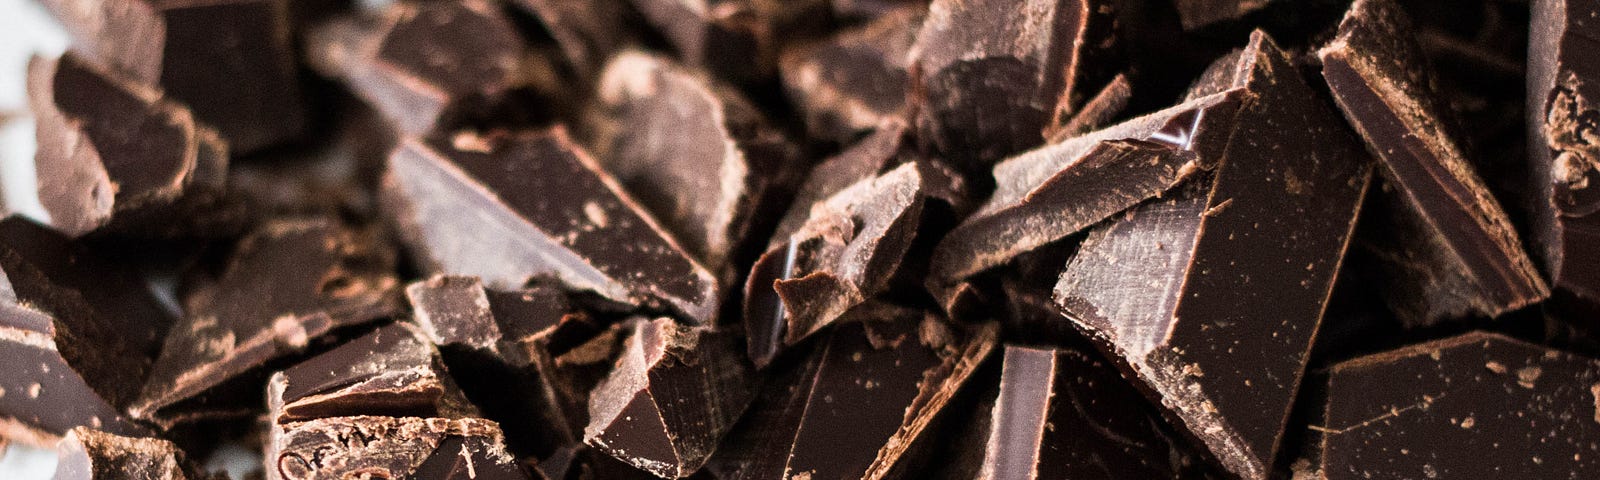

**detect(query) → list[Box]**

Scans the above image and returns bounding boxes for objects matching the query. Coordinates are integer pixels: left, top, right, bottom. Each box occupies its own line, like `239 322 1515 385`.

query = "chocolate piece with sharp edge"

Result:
909 0 1120 170
768 122 913 246
1318 0 1547 325
1318 332 1600 479
382 127 720 323
512 0 642 80
779 6 923 143
267 322 474 424
1046 73 1134 142
134 217 401 426
743 162 926 367
51 427 214 480
28 52 232 238
1528 0 1600 303
38 0 305 153
1172 0 1271 30
1053 31 1372 480
583 318 756 478
269 417 531 480
0 216 172 446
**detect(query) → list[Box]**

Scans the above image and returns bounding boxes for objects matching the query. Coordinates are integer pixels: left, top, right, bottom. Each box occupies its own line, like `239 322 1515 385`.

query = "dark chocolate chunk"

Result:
1316 332 1600 479
595 52 798 270
267 322 474 424
382 127 721 323
1172 0 1271 31
778 6 922 143
708 305 998 480
0 216 173 446
909 0 1120 170
512 0 642 80
1318 0 1547 325
27 52 231 238
51 427 213 480
743 162 926 367
584 318 756 478
133 217 401 426
1045 73 1134 142
307 0 533 135
39 0 305 153
626 0 827 82
1052 31 1373 480
269 416 530 480
767 122 913 247
1528 0 1600 302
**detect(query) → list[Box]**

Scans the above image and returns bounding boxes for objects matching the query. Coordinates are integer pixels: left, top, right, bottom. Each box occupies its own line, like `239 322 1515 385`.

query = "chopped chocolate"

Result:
512 0 642 79
382 127 721 323
267 322 474 424
269 416 530 480
1317 332 1600 479
910 0 1120 170
1053 31 1372 480
707 305 997 480
227 96 395 220
779 6 923 143
595 52 798 270
133 218 401 426
768 122 912 246
626 0 827 82
0 216 172 446
38 0 305 153
52 427 213 480
584 318 756 478
28 52 231 238
1172 0 1271 31
743 162 926 367
1318 0 1548 325
1528 0 1600 302
1045 73 1134 142
831 0 922 20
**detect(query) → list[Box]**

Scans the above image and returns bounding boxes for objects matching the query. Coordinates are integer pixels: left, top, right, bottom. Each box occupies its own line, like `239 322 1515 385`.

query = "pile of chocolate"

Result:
6 0 1600 478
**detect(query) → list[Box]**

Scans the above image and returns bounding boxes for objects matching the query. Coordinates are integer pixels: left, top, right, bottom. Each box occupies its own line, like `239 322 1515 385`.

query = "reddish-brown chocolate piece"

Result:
38 0 305 153
27 52 230 238
1045 73 1134 142
1317 332 1600 479
595 52 798 270
779 6 923 143
584 318 756 478
51 427 215 480
0 217 172 446
1053 32 1373 480
383 127 721 323
133 218 400 426
1528 0 1600 303
1172 0 1271 30
267 322 475 424
1319 0 1547 325
269 416 531 480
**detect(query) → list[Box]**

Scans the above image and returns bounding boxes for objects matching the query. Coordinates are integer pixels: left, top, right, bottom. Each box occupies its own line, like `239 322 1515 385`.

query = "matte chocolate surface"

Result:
779 7 923 143
269 416 529 480
1529 0 1600 302
1172 0 1271 30
51 427 212 480
626 0 826 82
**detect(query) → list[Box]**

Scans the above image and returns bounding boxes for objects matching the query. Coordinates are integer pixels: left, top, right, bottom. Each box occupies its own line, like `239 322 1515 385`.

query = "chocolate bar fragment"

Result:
626 0 827 82
1172 0 1271 31
595 52 797 270
28 52 230 238
584 318 756 478
307 0 533 135
768 122 913 246
0 217 173 446
52 427 214 480
743 162 926 367
708 305 997 480
1318 0 1547 325
779 6 922 143
39 0 305 153
133 218 401 426
267 322 474 424
1317 332 1600 479
1528 0 1600 302
269 416 530 480
909 0 1120 170
1053 31 1372 480
383 127 721 323
512 0 642 79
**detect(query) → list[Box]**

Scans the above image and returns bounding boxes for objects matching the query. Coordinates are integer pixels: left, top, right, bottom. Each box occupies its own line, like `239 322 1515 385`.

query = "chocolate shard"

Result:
38 0 305 152
743 162 926 367
595 52 798 270
382 127 720 323
51 427 213 480
307 0 533 135
909 0 1120 170
1045 73 1134 142
269 416 531 480
707 305 998 480
768 121 913 247
778 6 923 143
133 217 401 426
512 0 642 80
27 52 231 238
1052 31 1373 480
1528 0 1600 303
1317 332 1600 479
1172 0 1272 31
583 318 756 478
980 345 1213 479
0 216 173 446
1318 0 1548 325
626 0 827 82
267 322 474 424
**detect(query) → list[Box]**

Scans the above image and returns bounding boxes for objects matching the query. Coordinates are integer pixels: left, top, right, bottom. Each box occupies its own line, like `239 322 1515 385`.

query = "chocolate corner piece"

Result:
267 322 473 424
1528 0 1600 303
1318 332 1600 479
1052 31 1372 480
583 318 756 478
382 127 720 324
52 427 212 480
270 416 531 480
1318 0 1548 325
778 6 924 143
